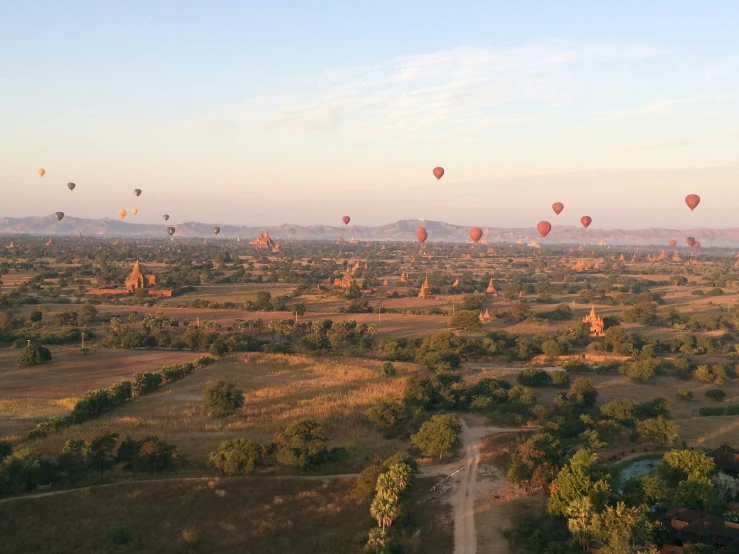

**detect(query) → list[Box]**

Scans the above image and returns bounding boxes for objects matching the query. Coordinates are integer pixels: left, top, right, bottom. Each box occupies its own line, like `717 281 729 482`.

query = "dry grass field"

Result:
0 348 202 441
28 353 426 471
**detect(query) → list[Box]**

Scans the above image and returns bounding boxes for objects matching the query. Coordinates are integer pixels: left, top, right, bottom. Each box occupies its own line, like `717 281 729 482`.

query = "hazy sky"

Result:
2 1 739 229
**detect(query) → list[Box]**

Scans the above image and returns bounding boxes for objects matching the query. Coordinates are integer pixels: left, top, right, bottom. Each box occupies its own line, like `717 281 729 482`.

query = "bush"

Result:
202 380 244 418
104 524 135 546
382 361 397 378
706 389 727 402
550 370 570 387
208 439 267 475
517 368 552 387
127 436 184 473
18 344 52 366
676 389 693 401
562 360 592 374
272 419 328 470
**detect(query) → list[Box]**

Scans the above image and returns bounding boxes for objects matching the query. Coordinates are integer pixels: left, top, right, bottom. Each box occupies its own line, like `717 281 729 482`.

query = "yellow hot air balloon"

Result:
119 209 127 219
38 168 46 177
132 208 138 216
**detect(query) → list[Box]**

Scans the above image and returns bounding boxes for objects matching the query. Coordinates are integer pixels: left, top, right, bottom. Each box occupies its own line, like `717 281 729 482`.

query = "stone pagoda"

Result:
582 306 605 337
418 276 431 299
486 279 498 297
250 230 275 249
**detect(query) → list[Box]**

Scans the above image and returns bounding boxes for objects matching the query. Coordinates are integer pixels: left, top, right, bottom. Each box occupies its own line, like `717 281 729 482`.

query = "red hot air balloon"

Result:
433 167 444 180
537 221 552 238
552 202 564 215
581 216 592 228
469 227 483 244
686 237 696 247
685 194 700 211
693 242 701 251
416 227 428 243
342 216 350 226
669 240 677 248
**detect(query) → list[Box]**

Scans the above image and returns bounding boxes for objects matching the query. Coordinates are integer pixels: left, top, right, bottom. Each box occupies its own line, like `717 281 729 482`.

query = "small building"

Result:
250 230 275 249
89 260 172 297
707 445 739 476
332 268 354 289
418 276 431 299
486 279 498 297
479 309 491 323
400 271 408 284
582 306 605 337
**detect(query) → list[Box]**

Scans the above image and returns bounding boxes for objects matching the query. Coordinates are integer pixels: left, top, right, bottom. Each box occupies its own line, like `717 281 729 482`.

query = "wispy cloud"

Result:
195 40 662 141
599 94 736 121
622 129 739 151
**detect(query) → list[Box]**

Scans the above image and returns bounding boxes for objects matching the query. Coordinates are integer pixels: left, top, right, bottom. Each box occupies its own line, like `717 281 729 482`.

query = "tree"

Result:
635 416 679 447
507 432 562 492
29 309 42 323
18 344 52 366
450 310 481 331
293 303 307 316
589 502 656 554
566 378 598 407
129 436 183 473
272 419 329 470
410 413 461 460
672 476 719 512
547 450 610 517
83 429 119 475
381 361 396 378
208 439 266 475
659 449 715 484
202 380 244 418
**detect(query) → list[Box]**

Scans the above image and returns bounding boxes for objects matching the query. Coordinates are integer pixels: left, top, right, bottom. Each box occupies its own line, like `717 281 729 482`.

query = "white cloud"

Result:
196 40 662 141
599 94 736 121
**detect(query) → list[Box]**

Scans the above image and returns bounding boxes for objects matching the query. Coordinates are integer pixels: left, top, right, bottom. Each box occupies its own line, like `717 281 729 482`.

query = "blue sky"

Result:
2 1 738 228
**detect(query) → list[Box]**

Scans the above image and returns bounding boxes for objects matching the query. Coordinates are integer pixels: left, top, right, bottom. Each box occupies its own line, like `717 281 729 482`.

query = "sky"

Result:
1 0 739 229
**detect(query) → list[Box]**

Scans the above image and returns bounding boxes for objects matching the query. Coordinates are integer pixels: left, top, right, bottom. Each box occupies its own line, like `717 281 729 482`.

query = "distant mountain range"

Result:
1 215 739 246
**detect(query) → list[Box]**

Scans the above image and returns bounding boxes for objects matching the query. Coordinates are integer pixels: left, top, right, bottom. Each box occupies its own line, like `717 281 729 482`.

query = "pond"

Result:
618 458 660 491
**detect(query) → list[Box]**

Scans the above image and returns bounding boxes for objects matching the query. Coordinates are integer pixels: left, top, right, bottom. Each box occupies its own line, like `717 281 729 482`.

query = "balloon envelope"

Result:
162 214 169 221
552 202 564 215
580 216 592 228
433 167 444 180
38 168 45 177
54 212 64 221
669 240 677 248
469 227 483 243
167 227 175 236
416 227 428 243
685 194 700 211
693 242 701 250
342 216 350 226
131 208 138 216
212 226 220 235
134 189 142 197
537 221 552 238
119 209 127 219
67 182 75 191
686 236 695 247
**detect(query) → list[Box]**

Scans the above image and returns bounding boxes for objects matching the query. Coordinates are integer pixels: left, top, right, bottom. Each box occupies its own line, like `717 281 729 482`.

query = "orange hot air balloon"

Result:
433 167 444 180
669 240 677 248
119 210 127 219
685 194 700 211
38 168 45 177
693 241 701 250
686 236 695 247
342 216 350 226
469 227 483 244
537 221 552 238
581 216 592 229
416 227 428 243
131 208 138 216
552 202 564 215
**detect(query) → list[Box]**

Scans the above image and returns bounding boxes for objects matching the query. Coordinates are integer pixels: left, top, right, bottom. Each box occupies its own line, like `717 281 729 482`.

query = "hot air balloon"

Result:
693 241 701 250
581 216 592 229
416 227 428 243
38 168 45 177
686 237 696 247
433 167 444 180
342 216 350 226
162 214 169 221
167 227 175 236
552 202 564 216
119 209 127 219
537 221 552 238
131 208 138 216
469 227 483 244
54 212 64 221
213 226 220 235
669 240 677 248
685 194 700 211
134 189 142 197
67 183 75 191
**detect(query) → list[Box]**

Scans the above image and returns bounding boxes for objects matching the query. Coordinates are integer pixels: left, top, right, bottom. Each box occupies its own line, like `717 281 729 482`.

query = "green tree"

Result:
659 449 715 484
202 380 244 418
29 309 42 323
635 416 679 447
589 502 656 554
293 303 307 316
129 436 183 473
410 413 461 460
83 428 119 475
272 419 328 470
566 378 598 407
381 361 396 378
507 432 562 492
18 344 52 366
208 439 266 475
450 310 481 331
547 450 610 517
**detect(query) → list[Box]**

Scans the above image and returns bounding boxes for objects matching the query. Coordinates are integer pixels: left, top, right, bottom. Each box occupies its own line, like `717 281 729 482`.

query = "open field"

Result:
29 353 426 471
0 348 202 441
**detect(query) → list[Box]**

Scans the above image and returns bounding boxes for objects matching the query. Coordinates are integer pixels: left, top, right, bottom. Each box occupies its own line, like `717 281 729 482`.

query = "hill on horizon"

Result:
2 215 739 246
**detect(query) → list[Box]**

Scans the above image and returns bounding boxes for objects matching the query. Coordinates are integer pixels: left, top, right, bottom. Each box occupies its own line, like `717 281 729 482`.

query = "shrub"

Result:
202 380 244 418
517 368 552 387
706 389 727 402
382 361 397 378
550 370 570 387
208 439 267 475
18 344 52 366
676 389 694 401
104 524 135 546
562 360 592 374
127 436 184 473
272 419 328 470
